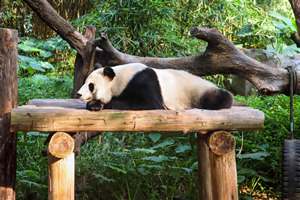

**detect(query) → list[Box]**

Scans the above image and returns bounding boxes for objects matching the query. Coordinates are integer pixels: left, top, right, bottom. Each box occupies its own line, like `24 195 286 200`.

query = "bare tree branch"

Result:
94 28 299 96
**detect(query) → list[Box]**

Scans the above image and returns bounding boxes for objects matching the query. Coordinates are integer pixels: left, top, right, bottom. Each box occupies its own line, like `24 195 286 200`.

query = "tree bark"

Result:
0 28 18 200
289 0 300 47
72 26 96 98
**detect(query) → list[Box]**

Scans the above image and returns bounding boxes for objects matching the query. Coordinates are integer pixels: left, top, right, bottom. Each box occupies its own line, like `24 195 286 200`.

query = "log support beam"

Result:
48 132 75 200
197 131 238 200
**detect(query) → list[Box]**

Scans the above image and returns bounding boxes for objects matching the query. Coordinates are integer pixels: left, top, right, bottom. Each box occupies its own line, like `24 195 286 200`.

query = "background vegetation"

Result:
1 0 299 199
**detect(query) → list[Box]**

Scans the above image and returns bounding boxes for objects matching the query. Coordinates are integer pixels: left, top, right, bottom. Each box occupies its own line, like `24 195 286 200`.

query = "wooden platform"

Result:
10 99 264 133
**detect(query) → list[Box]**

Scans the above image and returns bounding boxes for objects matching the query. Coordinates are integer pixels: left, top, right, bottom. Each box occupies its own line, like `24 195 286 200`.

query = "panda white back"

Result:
154 69 217 110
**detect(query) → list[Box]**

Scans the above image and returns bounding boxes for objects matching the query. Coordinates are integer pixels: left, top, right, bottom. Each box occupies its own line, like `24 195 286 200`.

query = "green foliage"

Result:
18 36 75 77
73 0 293 57
18 75 73 105
266 12 300 55
16 132 48 200
74 0 204 57
75 133 198 199
235 94 300 198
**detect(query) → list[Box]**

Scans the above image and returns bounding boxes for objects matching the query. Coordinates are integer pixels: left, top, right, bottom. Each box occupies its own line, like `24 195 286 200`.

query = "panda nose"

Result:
76 93 82 98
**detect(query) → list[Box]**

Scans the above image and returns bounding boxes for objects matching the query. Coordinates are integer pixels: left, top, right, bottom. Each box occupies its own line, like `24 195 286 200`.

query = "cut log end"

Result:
49 132 74 159
208 131 235 156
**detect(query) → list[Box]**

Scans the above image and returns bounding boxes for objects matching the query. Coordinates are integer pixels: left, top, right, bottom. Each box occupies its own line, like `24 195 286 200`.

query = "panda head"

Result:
77 67 115 104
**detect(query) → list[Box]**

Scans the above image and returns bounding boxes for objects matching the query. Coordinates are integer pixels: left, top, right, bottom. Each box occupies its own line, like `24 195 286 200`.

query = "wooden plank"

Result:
11 99 264 133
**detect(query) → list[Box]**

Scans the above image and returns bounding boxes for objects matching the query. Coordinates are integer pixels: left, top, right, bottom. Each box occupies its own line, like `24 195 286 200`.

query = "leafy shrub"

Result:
235 94 300 198
16 132 48 200
18 36 76 77
73 0 294 57
18 74 73 105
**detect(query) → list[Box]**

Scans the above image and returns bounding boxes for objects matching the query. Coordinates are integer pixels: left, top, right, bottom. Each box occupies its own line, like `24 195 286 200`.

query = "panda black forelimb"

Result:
86 100 104 111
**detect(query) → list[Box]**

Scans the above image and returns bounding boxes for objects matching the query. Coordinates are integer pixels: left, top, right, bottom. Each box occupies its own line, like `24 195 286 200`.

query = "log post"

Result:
197 133 212 199
208 131 238 200
0 28 18 200
48 132 75 200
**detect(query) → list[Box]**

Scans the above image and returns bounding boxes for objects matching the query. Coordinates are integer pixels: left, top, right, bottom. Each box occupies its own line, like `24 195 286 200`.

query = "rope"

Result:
286 66 297 139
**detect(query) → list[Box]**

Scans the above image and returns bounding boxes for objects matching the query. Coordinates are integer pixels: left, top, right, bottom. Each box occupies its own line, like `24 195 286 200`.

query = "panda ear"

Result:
103 67 115 80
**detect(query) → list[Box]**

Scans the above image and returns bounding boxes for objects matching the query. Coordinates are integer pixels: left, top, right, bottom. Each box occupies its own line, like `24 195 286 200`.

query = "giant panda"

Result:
77 63 233 111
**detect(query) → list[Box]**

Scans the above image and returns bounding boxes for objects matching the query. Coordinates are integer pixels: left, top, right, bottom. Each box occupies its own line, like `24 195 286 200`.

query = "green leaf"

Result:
141 156 167 162
134 148 156 154
137 167 150 175
237 175 245 183
19 180 44 187
18 55 35 62
38 61 54 69
269 11 296 32
39 50 52 58
170 166 193 173
31 74 48 84
150 140 174 149
175 145 191 153
272 21 285 30
29 63 45 72
237 152 270 160
92 172 115 182
27 47 42 53
149 133 161 143
282 44 300 56
238 168 258 176
138 164 163 169
107 165 127 174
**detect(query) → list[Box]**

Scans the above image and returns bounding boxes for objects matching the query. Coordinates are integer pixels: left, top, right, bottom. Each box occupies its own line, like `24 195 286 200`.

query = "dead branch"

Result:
94 27 299 96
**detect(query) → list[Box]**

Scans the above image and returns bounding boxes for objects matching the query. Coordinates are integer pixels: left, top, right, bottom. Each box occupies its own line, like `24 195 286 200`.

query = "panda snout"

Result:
76 93 82 98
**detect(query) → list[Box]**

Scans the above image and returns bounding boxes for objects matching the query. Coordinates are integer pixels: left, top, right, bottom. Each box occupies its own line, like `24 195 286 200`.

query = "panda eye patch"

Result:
88 83 94 92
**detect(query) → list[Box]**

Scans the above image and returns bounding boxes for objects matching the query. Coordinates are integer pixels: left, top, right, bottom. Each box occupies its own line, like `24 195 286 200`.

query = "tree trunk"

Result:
0 28 18 200
72 26 96 98
289 0 300 47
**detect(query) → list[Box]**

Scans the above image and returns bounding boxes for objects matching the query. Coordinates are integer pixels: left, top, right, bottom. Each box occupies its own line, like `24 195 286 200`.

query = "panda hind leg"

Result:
199 89 234 110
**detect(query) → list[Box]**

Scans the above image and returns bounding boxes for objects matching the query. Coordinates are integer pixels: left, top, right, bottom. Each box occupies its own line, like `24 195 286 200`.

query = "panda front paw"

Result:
86 100 104 111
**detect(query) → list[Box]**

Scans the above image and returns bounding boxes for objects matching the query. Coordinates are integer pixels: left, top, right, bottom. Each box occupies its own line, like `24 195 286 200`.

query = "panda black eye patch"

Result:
88 83 94 92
